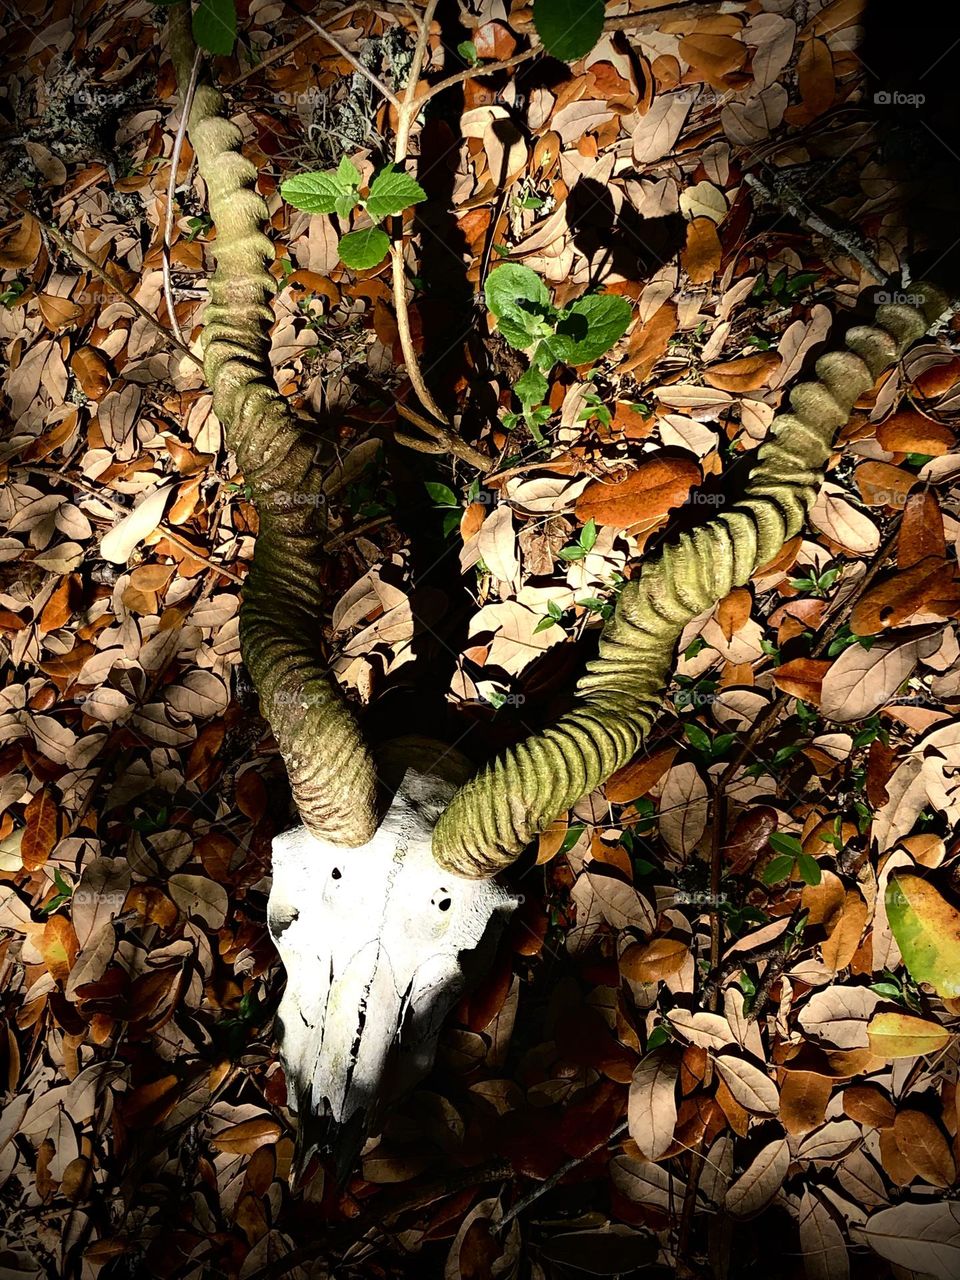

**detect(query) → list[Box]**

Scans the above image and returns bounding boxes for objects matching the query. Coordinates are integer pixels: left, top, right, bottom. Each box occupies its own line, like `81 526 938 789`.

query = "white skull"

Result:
268 754 518 1179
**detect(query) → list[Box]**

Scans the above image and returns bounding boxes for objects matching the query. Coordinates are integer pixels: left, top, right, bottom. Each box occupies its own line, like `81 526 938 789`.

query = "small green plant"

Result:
558 516 598 563
762 831 822 886
485 264 631 446
787 565 841 597
282 157 427 270
424 481 462 538
0 279 26 307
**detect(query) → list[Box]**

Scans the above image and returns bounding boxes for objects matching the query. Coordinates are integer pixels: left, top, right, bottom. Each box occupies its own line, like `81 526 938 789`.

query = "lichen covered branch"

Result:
167 5 377 846
433 289 950 876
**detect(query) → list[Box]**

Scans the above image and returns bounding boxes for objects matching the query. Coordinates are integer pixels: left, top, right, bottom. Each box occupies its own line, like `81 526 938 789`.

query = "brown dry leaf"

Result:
620 936 689 983
536 817 569 866
821 890 868 971
842 1084 895 1130
877 408 956 455
716 587 752 640
21 786 59 870
725 1138 790 1217
819 632 934 722
678 33 747 84
713 1055 779 1115
38 294 83 331
606 745 677 803
798 1187 849 1280
867 1011 951 1058
575 456 700 529
99 482 174 564
892 1110 956 1187
854 461 916 508
794 37 835 117
703 352 780 392
210 1117 283 1155
780 1070 832 1136
722 806 777 875
801 870 846 932
681 217 722 284
621 302 677 379
772 657 831 703
627 1049 679 1160
41 915 79 985
658 761 708 857
914 357 960 397
898 489 946 568
71 347 112 400
0 214 41 268
850 558 960 635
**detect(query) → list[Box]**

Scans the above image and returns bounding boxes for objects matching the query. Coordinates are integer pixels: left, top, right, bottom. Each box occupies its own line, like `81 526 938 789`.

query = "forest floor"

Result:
2 0 960 1277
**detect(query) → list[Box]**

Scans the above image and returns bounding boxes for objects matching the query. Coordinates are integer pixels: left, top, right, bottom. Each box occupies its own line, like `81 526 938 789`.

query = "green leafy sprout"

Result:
282 157 427 271
485 263 632 448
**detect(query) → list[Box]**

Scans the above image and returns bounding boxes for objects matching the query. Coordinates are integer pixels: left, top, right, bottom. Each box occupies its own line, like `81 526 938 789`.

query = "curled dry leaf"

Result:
99 482 175 564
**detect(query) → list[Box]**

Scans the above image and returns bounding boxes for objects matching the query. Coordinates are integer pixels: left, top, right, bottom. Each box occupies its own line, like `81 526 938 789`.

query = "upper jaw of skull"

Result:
268 762 518 1178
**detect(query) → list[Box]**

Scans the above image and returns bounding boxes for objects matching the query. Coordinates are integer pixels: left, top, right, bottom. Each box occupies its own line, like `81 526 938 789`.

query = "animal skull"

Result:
268 756 518 1180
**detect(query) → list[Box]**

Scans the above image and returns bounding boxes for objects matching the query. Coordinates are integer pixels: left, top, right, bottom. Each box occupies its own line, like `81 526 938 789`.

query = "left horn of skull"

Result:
268 758 518 1181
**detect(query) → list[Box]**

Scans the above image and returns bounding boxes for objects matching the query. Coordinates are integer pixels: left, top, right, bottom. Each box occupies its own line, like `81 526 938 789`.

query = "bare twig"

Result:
164 45 201 344
419 47 540 106
744 171 886 282
497 1120 630 1231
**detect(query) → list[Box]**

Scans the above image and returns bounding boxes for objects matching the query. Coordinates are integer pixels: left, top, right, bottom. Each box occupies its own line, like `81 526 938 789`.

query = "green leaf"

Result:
534 615 558 634
797 853 822 886
338 156 362 187
886 872 960 998
559 545 587 561
457 40 479 65
684 723 712 754
424 481 457 507
485 263 553 349
533 0 605 61
193 0 237 55
515 365 548 408
768 832 804 858
545 293 632 365
365 165 428 221
338 228 390 270
547 600 564 620
761 854 795 885
281 171 358 216
869 981 903 1000
580 517 598 551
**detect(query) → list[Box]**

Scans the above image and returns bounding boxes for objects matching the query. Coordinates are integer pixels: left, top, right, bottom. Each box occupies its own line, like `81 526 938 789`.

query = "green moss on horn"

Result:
432 286 950 877
168 6 377 846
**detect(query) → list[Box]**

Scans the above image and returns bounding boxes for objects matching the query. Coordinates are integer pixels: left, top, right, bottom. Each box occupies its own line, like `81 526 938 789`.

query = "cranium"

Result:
268 745 518 1180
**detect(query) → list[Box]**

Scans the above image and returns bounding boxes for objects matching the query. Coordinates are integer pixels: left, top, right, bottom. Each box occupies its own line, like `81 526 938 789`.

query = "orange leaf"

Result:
681 217 722 284
70 347 112 400
898 489 946 568
795 36 835 117
913 356 960 398
210 1116 283 1155
606 746 678 803
620 935 689 983
575 456 700 529
703 352 781 392
716 587 752 640
22 787 60 870
876 408 956 456
0 214 41 269
854 461 916 508
41 915 79 984
38 294 83 331
850 556 960 635
772 657 831 703
621 302 677 380
678 33 747 84
842 1084 895 1129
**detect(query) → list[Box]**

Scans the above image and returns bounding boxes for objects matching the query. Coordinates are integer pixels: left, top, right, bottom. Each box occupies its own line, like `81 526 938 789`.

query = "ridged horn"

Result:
168 7 377 846
433 288 950 876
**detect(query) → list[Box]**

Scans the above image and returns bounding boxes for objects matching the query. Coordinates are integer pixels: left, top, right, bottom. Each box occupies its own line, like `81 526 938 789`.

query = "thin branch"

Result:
389 241 449 424
302 13 401 109
419 47 540 106
394 397 494 471
164 45 201 344
497 1121 629 1231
